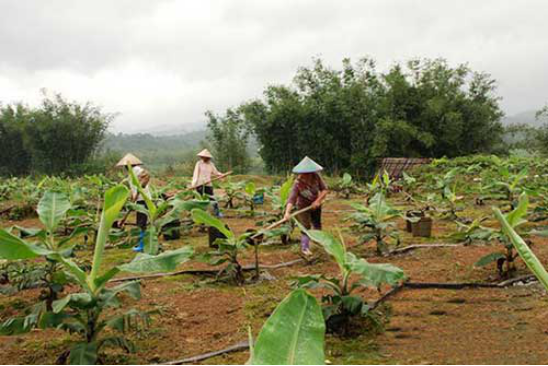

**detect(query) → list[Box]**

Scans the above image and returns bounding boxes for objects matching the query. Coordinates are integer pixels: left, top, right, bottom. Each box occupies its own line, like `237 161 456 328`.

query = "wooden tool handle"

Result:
251 204 319 239
185 171 233 192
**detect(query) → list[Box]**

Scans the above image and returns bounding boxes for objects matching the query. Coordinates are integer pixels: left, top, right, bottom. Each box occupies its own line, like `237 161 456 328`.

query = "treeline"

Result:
207 57 507 176
0 92 112 176
504 106 548 155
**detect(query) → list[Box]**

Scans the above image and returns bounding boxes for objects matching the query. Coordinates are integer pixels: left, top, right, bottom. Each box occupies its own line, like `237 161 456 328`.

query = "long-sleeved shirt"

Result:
191 160 221 187
130 165 151 202
288 173 328 209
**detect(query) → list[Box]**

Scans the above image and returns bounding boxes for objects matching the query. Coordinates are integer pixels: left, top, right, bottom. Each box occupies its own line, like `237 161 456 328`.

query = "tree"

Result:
205 108 251 173
240 57 504 176
23 92 112 175
0 92 112 176
0 104 32 176
535 105 548 155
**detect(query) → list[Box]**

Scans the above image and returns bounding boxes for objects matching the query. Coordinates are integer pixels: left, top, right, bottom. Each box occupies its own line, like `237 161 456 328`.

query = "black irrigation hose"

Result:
161 341 250 365
156 274 540 365
109 259 305 283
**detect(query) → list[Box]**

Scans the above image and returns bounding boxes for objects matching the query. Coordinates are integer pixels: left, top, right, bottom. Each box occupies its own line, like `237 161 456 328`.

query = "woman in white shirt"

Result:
192 149 225 216
116 153 151 252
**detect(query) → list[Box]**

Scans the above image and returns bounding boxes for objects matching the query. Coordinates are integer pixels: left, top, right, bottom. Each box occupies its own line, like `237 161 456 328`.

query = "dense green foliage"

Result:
237 58 504 176
503 104 548 155
205 109 252 174
0 93 111 176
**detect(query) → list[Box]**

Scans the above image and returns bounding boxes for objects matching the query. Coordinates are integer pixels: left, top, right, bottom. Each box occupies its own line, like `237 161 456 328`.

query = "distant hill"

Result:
502 110 547 128
102 130 207 169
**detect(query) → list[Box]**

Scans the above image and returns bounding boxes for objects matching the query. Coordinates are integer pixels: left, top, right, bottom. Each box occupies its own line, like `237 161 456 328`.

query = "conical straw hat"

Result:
292 156 323 174
116 153 143 167
197 149 213 158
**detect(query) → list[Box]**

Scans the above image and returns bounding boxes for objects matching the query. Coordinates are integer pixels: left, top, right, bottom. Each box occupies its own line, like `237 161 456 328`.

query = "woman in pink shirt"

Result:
192 149 225 215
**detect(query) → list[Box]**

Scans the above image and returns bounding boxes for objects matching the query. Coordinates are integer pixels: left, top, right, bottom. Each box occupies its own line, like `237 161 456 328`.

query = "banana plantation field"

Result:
1 155 548 364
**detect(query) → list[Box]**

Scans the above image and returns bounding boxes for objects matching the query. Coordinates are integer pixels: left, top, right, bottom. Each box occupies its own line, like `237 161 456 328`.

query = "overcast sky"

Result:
1 0 547 133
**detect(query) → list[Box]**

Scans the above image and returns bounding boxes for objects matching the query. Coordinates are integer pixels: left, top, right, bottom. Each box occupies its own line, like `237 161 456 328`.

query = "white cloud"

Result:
1 0 547 132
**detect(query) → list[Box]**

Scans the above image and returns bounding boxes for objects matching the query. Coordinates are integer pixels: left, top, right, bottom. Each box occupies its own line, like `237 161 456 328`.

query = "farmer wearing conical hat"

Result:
284 156 328 256
191 149 225 216
116 153 151 252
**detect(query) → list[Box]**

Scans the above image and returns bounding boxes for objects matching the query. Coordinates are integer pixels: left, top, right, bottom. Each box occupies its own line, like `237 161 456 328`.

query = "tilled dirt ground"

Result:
1 195 548 364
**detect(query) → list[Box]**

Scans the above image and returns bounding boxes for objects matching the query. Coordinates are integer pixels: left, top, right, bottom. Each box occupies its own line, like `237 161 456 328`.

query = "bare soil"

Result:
1 192 548 364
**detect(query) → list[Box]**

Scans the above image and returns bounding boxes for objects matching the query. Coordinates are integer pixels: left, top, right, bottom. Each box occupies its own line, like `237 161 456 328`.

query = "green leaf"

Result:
69 342 98 365
301 227 346 271
89 185 129 290
52 293 93 313
279 177 294 206
172 199 211 212
474 252 506 267
37 191 71 234
144 226 159 255
118 246 194 273
251 289 325 365
0 229 52 259
0 317 33 335
127 163 156 218
506 192 528 228
494 206 548 291
191 209 233 239
347 253 405 287
245 181 256 196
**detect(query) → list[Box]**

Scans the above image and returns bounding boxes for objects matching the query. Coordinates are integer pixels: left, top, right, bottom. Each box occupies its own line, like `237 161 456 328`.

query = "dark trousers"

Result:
297 207 322 230
136 200 148 230
196 185 214 199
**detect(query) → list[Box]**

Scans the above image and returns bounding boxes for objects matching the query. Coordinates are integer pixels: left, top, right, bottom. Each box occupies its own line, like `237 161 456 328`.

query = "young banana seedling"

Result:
293 223 405 335
191 208 253 285
0 185 194 364
474 193 531 278
346 192 402 255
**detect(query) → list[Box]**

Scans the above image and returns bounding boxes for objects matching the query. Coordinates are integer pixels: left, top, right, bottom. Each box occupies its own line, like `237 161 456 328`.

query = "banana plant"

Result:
0 191 87 308
494 167 528 208
474 193 530 277
260 177 294 244
249 289 325 365
293 224 405 334
433 167 459 199
127 165 209 254
494 202 548 291
0 185 194 364
449 217 495 245
334 173 359 199
191 208 253 285
441 181 464 220
220 180 245 209
347 192 401 255
366 170 393 197
242 181 264 216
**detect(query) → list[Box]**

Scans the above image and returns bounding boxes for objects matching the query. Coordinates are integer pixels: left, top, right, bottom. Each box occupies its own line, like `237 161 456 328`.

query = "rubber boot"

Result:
213 201 223 218
133 231 145 252
301 234 311 255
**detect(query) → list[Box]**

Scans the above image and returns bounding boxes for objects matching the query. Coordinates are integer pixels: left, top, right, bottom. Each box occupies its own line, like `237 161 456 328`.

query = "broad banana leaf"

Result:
299 225 346 271
347 253 406 287
37 191 71 234
118 246 194 273
89 186 129 289
494 206 548 291
280 177 294 206
505 192 528 228
250 289 325 365
191 209 233 239
0 229 52 259
69 342 98 365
